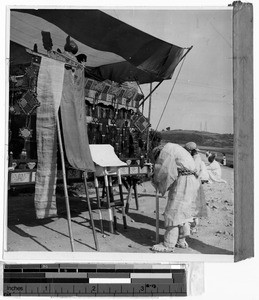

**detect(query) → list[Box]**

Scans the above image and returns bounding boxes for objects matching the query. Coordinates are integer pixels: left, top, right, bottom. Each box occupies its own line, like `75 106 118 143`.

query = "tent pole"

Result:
146 82 152 154
155 189 160 244
83 172 99 251
56 114 75 252
137 81 163 108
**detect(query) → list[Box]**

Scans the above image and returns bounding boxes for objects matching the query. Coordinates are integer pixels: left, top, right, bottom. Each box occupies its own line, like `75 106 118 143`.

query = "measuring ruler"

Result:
3 264 187 296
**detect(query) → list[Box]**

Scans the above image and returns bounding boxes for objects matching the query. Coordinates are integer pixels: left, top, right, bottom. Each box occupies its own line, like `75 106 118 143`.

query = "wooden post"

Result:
108 176 118 232
125 183 133 214
83 172 99 251
146 82 152 153
94 175 104 234
104 169 114 234
232 2 254 261
155 189 160 244
133 180 139 211
118 169 127 229
56 116 75 252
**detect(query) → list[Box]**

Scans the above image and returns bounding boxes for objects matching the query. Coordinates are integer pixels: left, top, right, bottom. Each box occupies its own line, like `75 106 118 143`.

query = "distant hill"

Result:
158 129 234 167
160 129 233 148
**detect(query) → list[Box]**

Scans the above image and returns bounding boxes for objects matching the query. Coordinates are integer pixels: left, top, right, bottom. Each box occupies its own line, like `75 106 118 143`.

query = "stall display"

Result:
8 55 151 188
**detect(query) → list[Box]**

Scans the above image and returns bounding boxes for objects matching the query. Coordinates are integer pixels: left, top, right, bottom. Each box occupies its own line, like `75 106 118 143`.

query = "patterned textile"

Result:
60 69 95 172
85 77 143 110
178 168 198 177
152 143 199 227
17 90 40 115
34 56 65 219
132 113 150 133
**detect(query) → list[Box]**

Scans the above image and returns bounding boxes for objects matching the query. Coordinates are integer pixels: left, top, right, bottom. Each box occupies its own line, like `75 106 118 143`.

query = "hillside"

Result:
160 129 234 167
160 129 233 148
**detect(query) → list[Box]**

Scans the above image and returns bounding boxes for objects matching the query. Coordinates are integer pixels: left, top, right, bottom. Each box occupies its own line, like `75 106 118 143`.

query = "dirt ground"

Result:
6 159 234 255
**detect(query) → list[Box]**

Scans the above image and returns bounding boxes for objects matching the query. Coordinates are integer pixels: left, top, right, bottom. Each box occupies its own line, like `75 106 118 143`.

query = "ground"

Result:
7 162 234 255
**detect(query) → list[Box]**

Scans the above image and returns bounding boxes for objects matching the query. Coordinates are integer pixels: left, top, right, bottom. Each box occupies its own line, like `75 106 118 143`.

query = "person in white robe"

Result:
185 143 208 233
206 154 227 183
151 143 199 252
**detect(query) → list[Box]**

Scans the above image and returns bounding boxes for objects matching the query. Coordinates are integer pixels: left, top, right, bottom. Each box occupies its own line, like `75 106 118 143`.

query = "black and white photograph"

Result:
1 0 258 298
4 4 250 261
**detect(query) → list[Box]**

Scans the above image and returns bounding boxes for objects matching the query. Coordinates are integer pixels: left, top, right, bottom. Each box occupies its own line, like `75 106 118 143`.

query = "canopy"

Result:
10 9 190 84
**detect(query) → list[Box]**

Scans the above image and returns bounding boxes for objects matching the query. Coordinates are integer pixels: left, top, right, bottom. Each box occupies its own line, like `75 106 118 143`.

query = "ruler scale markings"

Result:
3 264 187 296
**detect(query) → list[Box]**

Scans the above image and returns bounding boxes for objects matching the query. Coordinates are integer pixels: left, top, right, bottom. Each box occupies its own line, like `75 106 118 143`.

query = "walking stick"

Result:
83 172 99 251
56 116 75 252
156 189 160 244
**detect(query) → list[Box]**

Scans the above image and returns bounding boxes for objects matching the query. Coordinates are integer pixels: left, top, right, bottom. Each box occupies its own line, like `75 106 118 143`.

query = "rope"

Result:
148 55 187 150
154 55 187 133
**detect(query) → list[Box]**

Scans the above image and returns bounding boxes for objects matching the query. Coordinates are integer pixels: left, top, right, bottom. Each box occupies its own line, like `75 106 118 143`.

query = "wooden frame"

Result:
233 2 254 261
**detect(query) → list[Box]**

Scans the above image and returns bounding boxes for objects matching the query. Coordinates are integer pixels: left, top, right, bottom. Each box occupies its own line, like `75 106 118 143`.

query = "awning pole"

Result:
137 81 163 108
146 83 152 153
56 114 75 252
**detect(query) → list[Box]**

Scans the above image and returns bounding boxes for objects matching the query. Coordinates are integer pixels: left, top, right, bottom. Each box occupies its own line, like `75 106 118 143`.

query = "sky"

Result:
104 9 233 134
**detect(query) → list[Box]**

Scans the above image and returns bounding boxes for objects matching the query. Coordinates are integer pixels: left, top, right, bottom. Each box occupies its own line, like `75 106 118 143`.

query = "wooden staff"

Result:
83 172 99 251
125 182 133 214
133 179 139 211
94 174 104 234
56 115 75 252
117 169 127 229
104 168 114 234
108 176 117 232
156 189 160 244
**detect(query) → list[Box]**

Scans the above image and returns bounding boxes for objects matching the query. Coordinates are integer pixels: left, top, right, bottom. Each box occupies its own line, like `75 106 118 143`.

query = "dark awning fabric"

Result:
10 41 32 66
87 61 163 84
10 9 190 84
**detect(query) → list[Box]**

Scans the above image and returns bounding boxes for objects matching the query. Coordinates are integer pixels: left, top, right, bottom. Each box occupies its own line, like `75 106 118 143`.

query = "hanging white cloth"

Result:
34 56 65 219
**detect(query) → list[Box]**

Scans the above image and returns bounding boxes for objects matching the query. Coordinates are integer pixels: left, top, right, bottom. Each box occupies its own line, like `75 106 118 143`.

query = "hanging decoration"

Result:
16 55 41 115
17 90 40 115
9 77 18 115
19 126 33 140
132 112 150 133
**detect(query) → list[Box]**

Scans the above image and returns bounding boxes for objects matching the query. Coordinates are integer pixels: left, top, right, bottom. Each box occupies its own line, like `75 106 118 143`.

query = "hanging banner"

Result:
60 68 95 172
34 56 65 219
